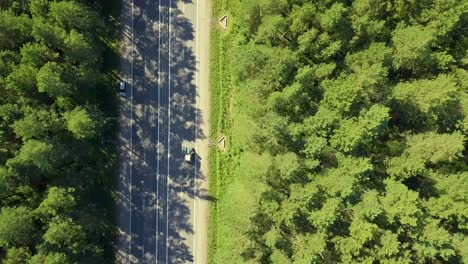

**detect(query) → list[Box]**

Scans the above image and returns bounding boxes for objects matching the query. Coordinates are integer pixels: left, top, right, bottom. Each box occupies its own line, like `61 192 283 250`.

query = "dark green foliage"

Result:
0 0 116 262
0 11 32 50
228 0 468 262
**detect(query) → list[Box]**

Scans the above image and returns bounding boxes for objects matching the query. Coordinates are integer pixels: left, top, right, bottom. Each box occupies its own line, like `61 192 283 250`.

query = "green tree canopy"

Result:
0 206 35 247
43 216 86 254
36 62 72 97
392 24 434 71
11 107 62 140
35 187 75 219
20 42 58 67
0 11 32 50
65 107 97 139
48 1 97 33
3 247 31 264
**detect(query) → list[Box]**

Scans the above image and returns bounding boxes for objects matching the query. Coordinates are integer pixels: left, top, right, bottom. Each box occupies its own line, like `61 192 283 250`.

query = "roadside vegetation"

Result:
210 0 468 263
0 0 119 262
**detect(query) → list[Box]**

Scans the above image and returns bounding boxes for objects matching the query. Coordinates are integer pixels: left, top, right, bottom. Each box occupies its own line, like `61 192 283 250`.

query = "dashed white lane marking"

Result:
129 0 134 261
166 1 172 263
155 0 162 262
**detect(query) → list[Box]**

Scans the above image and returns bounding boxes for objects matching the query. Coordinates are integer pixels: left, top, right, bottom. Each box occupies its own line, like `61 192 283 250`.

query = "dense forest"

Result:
217 0 468 263
0 0 117 263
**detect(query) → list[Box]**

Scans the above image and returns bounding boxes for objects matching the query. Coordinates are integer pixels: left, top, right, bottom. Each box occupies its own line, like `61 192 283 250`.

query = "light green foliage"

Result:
421 0 467 37
234 0 262 37
345 43 391 90
255 111 290 152
35 187 75 218
65 107 96 139
20 42 58 67
9 139 55 172
432 51 455 70
380 179 420 226
353 190 382 221
212 0 468 262
232 44 265 83
298 31 342 61
454 69 468 93
377 231 400 258
392 74 462 131
43 217 85 254
31 20 66 49
64 30 95 63
413 219 455 260
291 232 327 263
349 217 379 247
255 15 288 46
317 154 372 198
270 250 292 264
289 3 316 36
309 197 341 230
346 42 392 69
44 253 70 264
267 82 314 118
334 236 364 263
319 3 347 32
279 183 320 227
29 0 49 18
30 252 70 264
0 207 35 247
3 247 31 264
302 134 327 159
321 75 366 115
274 152 301 181
461 97 468 133
389 0 431 23
453 234 468 263
393 74 458 114
350 0 387 42
12 107 62 140
426 172 468 230
6 64 38 94
310 63 336 81
264 226 282 249
392 24 434 70
387 132 465 179
48 1 96 32
36 62 71 97
302 106 341 138
330 104 390 153
404 132 464 164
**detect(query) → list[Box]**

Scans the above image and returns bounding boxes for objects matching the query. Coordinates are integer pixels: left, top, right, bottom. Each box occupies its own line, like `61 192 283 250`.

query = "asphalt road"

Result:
117 0 210 263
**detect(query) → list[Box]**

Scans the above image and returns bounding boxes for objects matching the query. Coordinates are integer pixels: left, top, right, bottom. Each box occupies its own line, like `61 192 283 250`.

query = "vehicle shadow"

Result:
117 0 212 263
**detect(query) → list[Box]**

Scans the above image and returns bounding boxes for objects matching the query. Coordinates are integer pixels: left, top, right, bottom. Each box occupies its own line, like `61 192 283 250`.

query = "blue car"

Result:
119 81 127 97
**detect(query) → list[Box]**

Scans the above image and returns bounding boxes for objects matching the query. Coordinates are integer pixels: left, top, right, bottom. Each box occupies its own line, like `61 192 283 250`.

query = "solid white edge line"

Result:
129 0 134 262
166 1 172 263
194 0 199 260
156 0 161 262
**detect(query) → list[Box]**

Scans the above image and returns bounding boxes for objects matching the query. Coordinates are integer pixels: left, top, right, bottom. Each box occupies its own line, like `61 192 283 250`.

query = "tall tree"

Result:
0 206 36 247
36 62 72 97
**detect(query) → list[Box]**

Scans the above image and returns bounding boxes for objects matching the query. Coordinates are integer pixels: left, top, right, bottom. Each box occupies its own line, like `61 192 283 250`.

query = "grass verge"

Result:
208 0 231 262
208 0 265 263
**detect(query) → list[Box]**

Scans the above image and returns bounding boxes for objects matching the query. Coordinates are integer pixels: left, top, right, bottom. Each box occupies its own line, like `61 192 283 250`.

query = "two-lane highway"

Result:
117 0 211 263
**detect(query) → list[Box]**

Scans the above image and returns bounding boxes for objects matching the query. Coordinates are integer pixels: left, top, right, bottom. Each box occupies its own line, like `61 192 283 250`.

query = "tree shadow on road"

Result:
117 0 213 263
